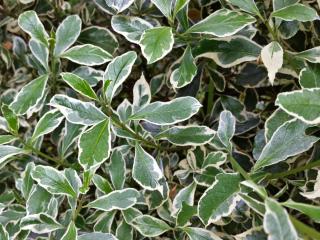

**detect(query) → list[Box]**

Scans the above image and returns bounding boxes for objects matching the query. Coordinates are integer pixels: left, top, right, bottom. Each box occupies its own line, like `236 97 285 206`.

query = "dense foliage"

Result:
1 0 320 239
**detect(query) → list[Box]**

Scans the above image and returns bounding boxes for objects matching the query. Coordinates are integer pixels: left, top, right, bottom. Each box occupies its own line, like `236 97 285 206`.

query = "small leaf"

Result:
133 144 164 191
29 39 49 71
271 3 318 22
26 186 51 214
32 109 64 140
132 215 171 237
276 88 320 124
202 151 227 169
20 213 63 234
31 165 77 198
18 10 48 46
78 233 118 240
184 227 222 240
282 199 320 223
299 64 320 88
108 149 126 189
139 27 174 64
155 126 215 146
0 224 9 240
1 104 19 133
198 173 242 225
264 198 298 240
61 222 77 240
61 72 98 100
92 174 113 194
87 188 140 211
50 94 106 125
187 9 255 37
172 181 197 215
226 0 260 15
176 203 197 227
294 47 320 63
61 44 113 66
217 110 236 152
170 46 197 89
265 108 292 141
104 51 137 101
254 119 318 170
116 220 133 240
10 74 48 115
0 135 17 145
130 96 201 125
261 41 283 85
111 15 153 44
133 74 151 109
150 0 173 18
78 119 111 170
105 0 134 13
174 0 190 17
0 145 26 169
54 15 82 56
72 66 104 86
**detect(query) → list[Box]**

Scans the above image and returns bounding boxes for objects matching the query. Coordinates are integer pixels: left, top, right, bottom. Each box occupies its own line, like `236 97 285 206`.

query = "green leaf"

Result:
116 220 133 240
0 135 17 145
78 233 118 240
31 165 77 198
295 47 320 63
78 119 111 170
32 109 64 140
183 227 221 240
9 74 48 115
276 88 320 124
133 144 164 191
54 15 82 56
108 149 126 189
50 94 106 125
105 0 134 12
155 126 215 146
150 0 173 18
21 162 35 199
130 96 201 125
273 0 299 11
176 203 197 227
172 181 197 215
78 26 118 54
202 151 227 169
61 72 98 100
132 215 171 237
139 27 174 64
226 0 260 15
173 0 190 17
187 9 255 37
26 186 51 214
194 37 261 68
92 174 113 194
282 199 320 223
0 224 9 240
61 222 77 240
133 74 151 109
1 104 19 133
261 41 283 85
18 10 48 46
104 51 137 101
111 15 152 44
87 188 140 211
0 145 26 169
29 39 49 71
72 66 104 86
299 64 320 88
217 110 236 152
198 173 242 225
264 198 298 240
254 119 318 170
20 213 63 234
122 207 143 224
265 108 293 141
61 44 113 66
271 4 318 22
170 46 197 89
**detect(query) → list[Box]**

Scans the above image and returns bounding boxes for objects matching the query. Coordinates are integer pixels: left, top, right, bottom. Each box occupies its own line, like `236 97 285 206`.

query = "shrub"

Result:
1 0 320 239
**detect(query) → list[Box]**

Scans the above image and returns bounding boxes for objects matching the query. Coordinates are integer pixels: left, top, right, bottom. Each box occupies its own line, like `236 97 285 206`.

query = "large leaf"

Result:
108 149 126 190
172 181 197 215
226 0 260 15
132 215 171 237
61 44 113 66
61 222 77 240
111 15 153 44
282 199 320 223
294 47 320 63
32 109 64 140
50 94 106 125
130 96 201 125
54 15 82 56
187 9 255 37
31 165 77 198
0 145 26 169
133 144 164 191
29 39 49 71
104 51 137 101
299 64 320 88
18 10 48 46
139 27 174 64
271 3 318 22
61 72 98 100
155 126 215 146
105 0 134 13
264 198 298 240
254 119 318 170
20 213 63 234
78 119 111 170
261 41 283 85
87 188 140 211
170 46 197 89
275 88 320 124
198 173 242 225
150 0 172 18
10 75 48 115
